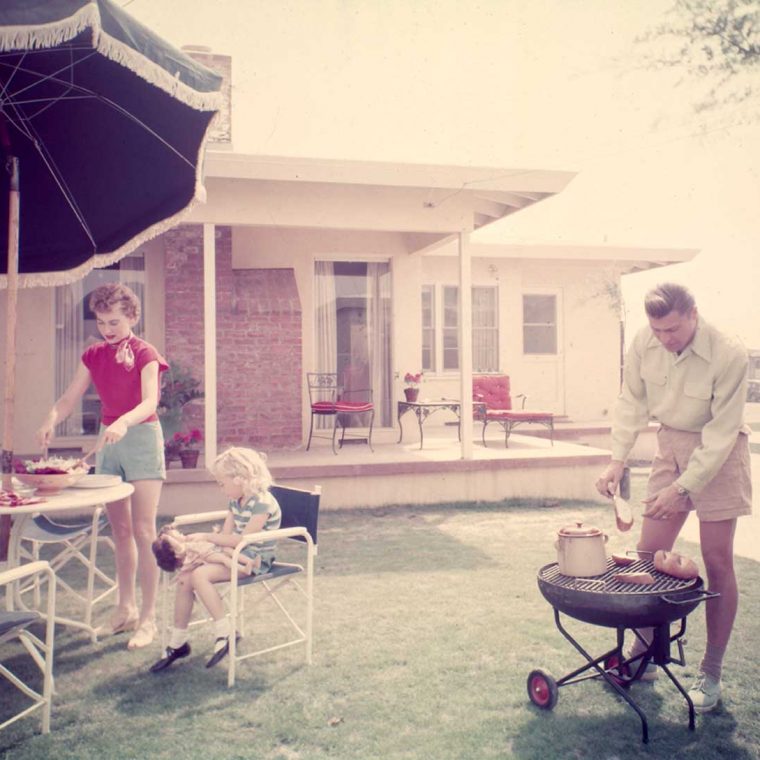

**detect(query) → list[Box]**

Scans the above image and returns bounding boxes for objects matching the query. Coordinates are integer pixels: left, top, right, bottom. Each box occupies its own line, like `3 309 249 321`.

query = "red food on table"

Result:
0 490 46 507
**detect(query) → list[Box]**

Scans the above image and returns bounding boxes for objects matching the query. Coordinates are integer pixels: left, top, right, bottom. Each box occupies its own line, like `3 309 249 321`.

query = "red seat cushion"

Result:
311 401 337 413
335 401 374 413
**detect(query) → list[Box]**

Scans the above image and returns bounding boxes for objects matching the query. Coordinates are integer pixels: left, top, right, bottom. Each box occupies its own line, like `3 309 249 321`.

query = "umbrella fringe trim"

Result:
96 30 222 113
0 4 221 113
0 195 202 289
0 4 99 53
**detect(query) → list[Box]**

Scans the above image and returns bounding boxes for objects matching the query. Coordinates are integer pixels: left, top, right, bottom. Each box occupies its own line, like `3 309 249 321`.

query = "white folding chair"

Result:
160 484 320 686
0 561 56 735
16 510 115 640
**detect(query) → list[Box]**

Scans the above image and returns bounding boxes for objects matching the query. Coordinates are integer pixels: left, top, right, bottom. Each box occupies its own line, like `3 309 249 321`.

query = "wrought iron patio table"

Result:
397 399 487 449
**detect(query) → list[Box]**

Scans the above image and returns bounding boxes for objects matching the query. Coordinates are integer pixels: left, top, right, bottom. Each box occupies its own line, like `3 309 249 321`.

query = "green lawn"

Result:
2 494 759 759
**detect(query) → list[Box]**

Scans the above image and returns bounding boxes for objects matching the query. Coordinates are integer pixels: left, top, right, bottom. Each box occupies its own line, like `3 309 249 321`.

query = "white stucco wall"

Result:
419 255 623 421
0 287 56 455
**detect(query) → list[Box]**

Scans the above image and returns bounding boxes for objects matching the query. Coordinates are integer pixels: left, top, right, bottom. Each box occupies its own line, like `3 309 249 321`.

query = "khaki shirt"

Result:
612 317 748 494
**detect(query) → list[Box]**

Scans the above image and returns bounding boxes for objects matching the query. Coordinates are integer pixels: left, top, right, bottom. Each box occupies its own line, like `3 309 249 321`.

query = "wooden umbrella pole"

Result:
1 155 19 560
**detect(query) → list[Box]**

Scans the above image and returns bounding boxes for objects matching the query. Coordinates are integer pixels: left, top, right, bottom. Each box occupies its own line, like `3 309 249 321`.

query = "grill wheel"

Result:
527 669 559 710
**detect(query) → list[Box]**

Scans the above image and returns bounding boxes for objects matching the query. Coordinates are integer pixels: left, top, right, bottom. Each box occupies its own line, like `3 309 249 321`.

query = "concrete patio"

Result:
160 418 619 515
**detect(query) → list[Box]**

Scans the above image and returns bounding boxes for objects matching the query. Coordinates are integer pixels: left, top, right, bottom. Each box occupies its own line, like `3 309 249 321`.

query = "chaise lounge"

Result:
473 374 554 448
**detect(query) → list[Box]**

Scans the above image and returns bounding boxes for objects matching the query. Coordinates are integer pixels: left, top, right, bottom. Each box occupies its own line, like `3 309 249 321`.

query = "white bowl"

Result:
15 470 87 494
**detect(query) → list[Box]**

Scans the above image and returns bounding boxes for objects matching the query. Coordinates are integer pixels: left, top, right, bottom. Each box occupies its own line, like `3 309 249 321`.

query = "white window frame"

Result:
522 290 561 357
422 283 499 374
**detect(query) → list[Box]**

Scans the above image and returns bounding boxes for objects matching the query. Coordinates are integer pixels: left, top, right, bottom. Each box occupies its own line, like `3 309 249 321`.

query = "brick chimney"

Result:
182 45 232 149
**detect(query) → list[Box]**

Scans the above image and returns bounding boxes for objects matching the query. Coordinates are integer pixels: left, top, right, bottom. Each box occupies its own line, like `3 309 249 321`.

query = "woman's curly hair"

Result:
88 282 141 320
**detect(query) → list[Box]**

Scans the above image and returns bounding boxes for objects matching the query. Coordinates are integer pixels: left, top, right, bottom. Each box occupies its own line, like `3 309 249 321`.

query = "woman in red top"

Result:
38 283 168 649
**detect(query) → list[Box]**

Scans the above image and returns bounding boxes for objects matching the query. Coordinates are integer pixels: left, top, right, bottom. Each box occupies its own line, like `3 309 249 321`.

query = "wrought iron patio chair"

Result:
159 483 321 687
0 561 56 735
306 372 374 453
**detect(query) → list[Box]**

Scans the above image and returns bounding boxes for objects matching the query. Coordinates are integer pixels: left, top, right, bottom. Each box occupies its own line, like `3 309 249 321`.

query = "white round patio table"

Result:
1 481 134 639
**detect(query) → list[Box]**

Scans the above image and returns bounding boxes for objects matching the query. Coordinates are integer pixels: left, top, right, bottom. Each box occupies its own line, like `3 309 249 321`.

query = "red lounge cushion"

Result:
335 401 374 413
472 375 513 411
311 402 338 413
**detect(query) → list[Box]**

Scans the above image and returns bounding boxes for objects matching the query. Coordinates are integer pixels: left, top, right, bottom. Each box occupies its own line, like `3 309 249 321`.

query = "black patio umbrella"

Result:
0 0 221 549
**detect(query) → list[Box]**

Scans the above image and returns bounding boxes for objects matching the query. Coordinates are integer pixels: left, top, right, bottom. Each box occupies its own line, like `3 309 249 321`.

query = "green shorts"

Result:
96 421 166 482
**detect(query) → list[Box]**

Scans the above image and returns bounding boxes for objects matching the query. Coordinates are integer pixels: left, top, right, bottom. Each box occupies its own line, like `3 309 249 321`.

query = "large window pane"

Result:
315 260 392 426
442 286 459 370
472 286 498 372
421 285 435 372
523 294 557 354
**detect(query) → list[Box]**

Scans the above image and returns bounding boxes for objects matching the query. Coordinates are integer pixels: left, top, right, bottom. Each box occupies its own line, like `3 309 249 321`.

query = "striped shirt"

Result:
229 490 281 569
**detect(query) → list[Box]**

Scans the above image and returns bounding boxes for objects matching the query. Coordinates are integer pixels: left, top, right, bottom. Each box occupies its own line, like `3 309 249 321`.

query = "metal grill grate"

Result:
540 558 697 596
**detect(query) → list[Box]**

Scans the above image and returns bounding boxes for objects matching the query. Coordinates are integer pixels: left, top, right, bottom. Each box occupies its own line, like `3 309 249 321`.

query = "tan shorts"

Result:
647 426 752 522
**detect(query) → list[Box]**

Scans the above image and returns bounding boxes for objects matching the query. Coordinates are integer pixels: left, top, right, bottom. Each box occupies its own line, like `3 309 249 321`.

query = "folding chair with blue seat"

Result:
0 561 56 735
161 483 320 687
15 510 115 641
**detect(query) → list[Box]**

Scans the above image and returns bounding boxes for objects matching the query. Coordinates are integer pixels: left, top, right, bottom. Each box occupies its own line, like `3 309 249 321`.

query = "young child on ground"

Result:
152 525 257 576
150 447 282 672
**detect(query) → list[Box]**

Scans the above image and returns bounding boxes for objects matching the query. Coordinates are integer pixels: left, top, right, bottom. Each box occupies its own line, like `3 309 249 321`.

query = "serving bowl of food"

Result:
13 457 90 493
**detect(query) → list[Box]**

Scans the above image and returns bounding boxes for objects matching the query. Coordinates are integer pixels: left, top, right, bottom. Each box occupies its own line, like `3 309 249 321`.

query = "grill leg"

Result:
653 620 696 731
554 610 649 744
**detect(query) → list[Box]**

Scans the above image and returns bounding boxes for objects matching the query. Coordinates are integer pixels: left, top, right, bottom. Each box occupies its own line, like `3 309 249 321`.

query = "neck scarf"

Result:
114 334 135 371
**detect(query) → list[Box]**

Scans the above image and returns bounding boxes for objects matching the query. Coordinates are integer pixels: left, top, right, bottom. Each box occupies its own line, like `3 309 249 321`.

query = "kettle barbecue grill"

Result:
527 553 717 744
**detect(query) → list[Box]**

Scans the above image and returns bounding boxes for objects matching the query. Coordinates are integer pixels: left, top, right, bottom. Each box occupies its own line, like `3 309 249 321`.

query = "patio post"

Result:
458 229 473 459
203 222 218 465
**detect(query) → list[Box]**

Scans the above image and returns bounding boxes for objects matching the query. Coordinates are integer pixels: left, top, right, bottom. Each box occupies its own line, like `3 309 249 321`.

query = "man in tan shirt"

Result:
597 282 751 713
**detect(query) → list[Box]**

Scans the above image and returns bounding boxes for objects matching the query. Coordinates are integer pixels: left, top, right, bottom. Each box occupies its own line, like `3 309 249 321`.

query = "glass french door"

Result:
314 261 392 426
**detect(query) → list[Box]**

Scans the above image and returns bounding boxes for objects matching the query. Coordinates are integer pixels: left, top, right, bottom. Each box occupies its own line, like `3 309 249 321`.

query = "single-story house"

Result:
2 147 695 463
0 48 697 508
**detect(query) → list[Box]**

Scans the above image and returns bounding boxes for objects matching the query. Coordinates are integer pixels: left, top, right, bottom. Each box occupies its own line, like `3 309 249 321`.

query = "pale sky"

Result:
127 0 760 346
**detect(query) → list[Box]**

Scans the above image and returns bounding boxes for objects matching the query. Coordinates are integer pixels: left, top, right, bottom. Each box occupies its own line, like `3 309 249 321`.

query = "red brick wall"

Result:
163 224 303 449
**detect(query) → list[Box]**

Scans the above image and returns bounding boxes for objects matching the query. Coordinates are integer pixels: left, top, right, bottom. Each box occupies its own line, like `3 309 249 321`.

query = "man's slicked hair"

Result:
644 282 695 319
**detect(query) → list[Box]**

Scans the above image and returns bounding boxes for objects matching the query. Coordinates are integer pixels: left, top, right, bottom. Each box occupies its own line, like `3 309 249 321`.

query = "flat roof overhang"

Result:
188 152 577 253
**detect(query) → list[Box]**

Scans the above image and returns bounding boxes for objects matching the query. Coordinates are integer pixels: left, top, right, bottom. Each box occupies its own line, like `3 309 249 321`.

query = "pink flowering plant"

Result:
404 371 423 388
165 428 203 457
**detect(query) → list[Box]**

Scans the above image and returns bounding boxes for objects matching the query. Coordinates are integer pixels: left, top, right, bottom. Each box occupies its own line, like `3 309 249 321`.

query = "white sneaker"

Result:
688 672 721 713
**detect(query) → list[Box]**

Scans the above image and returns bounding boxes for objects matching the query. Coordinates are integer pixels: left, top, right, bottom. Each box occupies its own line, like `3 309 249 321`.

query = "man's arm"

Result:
610 337 651 463
597 336 649 497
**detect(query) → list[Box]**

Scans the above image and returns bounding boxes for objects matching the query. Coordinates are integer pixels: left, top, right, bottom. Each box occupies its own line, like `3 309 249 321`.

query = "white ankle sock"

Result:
169 628 188 649
213 618 230 650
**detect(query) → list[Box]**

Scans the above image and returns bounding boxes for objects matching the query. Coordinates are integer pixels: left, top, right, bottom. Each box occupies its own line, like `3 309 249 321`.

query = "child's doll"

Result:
152 525 256 576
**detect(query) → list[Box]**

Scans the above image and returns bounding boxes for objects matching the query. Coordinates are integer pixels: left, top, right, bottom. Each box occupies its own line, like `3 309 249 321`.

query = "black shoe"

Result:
205 633 241 668
150 642 191 672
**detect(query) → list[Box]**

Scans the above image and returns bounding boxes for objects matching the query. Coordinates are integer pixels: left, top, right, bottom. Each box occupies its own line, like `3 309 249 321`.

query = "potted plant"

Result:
403 371 423 402
158 361 204 460
167 428 204 469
